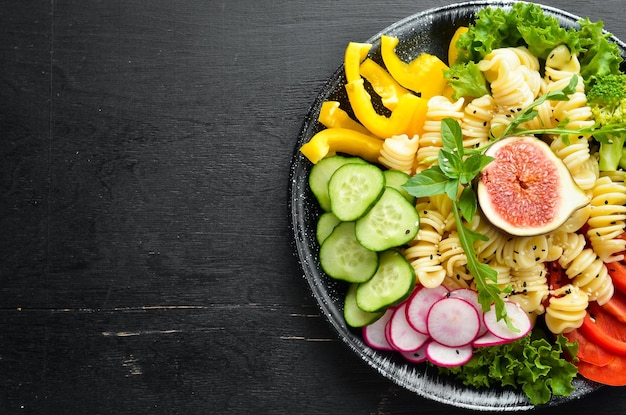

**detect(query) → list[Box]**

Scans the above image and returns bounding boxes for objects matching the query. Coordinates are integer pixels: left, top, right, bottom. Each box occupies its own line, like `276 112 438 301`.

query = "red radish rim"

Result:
362 309 395 351
483 301 532 341
405 285 449 334
400 344 429 363
425 341 474 367
387 304 430 352
472 331 511 348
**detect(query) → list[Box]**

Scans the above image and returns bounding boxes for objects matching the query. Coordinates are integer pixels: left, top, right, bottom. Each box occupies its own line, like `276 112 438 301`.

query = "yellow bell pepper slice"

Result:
300 127 384 164
380 35 449 99
345 78 425 138
344 42 372 84
317 101 372 135
448 26 469 65
405 96 428 139
359 58 410 110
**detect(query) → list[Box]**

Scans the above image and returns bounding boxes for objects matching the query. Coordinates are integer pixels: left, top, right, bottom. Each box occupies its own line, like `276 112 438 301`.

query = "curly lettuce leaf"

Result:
437 332 579 405
578 18 624 84
455 3 581 63
444 62 490 100
514 4 581 59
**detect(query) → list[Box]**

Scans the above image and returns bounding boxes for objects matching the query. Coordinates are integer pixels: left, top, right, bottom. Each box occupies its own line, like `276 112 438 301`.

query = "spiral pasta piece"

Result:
439 231 468 278
461 95 496 148
542 46 597 191
378 134 419 174
442 275 472 291
416 96 465 169
560 244 614 305
405 242 446 288
404 201 447 288
550 76 594 131
428 193 454 223
586 175 626 262
466 214 509 264
549 133 596 190
520 99 555 130
556 232 586 268
478 47 538 110
508 263 549 314
500 235 550 271
544 284 589 334
544 45 581 83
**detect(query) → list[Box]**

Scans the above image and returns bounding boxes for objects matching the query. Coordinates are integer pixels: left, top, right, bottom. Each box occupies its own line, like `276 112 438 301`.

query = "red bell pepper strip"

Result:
577 356 626 386
607 260 626 296
579 302 626 356
563 329 614 367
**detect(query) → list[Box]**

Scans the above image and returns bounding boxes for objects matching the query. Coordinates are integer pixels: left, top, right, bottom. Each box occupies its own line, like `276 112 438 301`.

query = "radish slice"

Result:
400 342 429 363
387 303 430 352
384 316 394 349
483 301 532 341
425 341 473 367
448 288 488 336
363 308 394 350
426 297 480 347
405 285 449 334
472 331 511 348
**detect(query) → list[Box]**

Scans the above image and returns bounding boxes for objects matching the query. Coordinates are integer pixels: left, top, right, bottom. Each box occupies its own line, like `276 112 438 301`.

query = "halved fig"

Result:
477 136 589 236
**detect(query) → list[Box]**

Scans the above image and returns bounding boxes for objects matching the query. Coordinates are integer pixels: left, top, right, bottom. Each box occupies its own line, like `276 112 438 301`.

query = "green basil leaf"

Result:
402 166 449 198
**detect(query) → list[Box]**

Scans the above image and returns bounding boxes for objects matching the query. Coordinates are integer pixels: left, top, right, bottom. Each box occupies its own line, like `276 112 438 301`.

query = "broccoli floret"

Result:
587 73 626 171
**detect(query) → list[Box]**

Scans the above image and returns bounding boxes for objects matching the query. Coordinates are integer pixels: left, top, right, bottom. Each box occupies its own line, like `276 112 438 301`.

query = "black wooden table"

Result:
2 0 626 413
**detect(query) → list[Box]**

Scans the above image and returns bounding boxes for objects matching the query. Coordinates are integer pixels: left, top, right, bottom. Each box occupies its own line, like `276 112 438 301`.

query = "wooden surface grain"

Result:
2 0 626 413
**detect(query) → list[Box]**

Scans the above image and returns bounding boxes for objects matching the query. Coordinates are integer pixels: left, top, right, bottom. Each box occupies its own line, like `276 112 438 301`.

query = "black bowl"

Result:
289 1 624 410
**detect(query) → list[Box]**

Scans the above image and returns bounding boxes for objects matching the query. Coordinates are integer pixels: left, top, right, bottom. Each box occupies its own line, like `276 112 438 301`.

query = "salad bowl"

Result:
289 1 626 410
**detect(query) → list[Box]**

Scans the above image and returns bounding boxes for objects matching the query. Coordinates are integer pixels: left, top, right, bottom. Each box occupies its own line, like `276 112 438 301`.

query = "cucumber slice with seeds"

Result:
309 156 367 211
319 221 378 283
329 163 385 221
356 250 415 312
355 187 420 251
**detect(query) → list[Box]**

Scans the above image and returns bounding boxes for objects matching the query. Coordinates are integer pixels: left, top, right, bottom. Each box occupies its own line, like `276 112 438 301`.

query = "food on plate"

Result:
476 135 589 236
299 2 626 405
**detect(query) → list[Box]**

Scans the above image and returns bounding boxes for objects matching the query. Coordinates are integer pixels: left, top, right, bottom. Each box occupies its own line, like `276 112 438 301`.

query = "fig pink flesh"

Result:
481 140 559 227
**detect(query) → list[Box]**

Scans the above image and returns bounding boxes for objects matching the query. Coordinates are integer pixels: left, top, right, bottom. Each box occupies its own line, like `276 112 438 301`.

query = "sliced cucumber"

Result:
329 163 385 221
356 250 416 312
309 155 367 211
343 283 384 328
383 169 415 205
355 187 420 251
319 221 378 283
316 211 342 245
